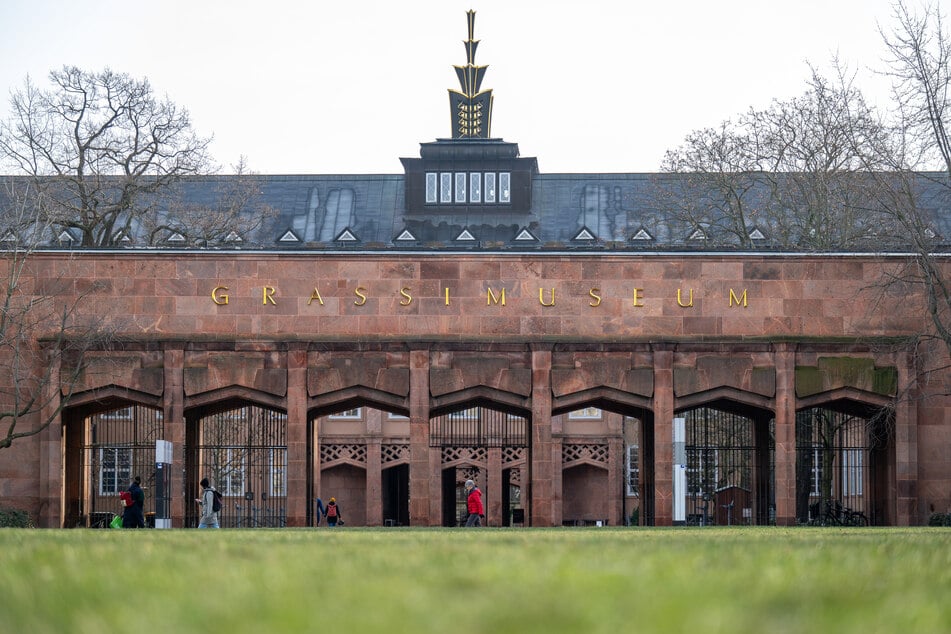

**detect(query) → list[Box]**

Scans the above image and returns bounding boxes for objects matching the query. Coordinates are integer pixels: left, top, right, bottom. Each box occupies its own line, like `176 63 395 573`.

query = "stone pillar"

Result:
487 446 502 526
409 346 434 526
162 344 185 527
366 439 382 526
530 345 553 526
773 343 797 526
608 436 624 526
652 345 674 526
551 437 564 526
38 346 61 528
896 349 919 526
285 343 308 527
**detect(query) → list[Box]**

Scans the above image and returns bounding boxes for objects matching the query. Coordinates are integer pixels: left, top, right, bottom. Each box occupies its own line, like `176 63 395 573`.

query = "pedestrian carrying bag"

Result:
109 514 122 529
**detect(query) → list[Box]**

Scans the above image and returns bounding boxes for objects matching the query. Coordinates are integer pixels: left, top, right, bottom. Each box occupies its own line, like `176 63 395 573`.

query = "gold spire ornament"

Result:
448 11 494 138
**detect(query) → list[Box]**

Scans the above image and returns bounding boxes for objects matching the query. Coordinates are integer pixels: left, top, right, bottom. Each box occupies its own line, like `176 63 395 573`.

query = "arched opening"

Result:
310 401 409 527
795 404 891 525
63 402 164 528
552 392 653 527
678 405 774 526
185 401 287 528
430 404 529 527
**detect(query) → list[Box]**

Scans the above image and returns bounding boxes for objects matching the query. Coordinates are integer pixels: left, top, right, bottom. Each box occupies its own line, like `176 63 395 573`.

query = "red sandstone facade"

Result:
3 251 949 528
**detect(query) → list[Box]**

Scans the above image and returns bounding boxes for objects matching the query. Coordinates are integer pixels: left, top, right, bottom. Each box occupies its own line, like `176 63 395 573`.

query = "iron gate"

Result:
682 408 774 526
191 404 287 528
80 405 164 527
796 407 884 525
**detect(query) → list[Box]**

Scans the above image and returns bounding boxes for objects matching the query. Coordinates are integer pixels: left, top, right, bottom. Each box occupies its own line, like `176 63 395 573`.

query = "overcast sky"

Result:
0 0 909 174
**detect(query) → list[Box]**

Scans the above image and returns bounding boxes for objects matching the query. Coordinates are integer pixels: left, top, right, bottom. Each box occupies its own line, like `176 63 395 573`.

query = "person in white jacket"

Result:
196 477 219 528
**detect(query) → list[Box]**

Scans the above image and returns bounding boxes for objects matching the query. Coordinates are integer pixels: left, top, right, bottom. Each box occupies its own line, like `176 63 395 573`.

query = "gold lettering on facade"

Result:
633 288 645 307
487 287 506 306
262 286 277 305
444 287 451 306
589 288 602 307
211 286 229 306
400 287 413 306
677 288 694 307
729 289 748 307
307 288 324 305
354 286 368 306
539 288 556 307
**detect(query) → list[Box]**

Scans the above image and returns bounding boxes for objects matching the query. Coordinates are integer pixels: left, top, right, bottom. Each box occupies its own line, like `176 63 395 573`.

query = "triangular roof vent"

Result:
748 227 767 241
572 227 597 241
688 227 708 241
514 227 538 242
394 228 418 242
631 228 654 241
224 231 243 243
335 228 360 242
166 231 186 243
278 229 301 243
454 227 477 241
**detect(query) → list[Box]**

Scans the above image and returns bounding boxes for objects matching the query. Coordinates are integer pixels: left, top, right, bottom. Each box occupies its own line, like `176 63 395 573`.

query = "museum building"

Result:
2 12 949 529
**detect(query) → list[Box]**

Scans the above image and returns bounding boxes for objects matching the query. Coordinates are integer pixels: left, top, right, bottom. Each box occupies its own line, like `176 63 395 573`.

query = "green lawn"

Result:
1 527 949 634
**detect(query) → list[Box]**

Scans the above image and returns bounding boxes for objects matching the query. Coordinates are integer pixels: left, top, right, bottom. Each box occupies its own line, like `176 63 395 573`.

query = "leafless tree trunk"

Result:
0 179 117 449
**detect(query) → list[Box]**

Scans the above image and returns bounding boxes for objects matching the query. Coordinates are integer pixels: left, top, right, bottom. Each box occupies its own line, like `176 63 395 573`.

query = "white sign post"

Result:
673 417 686 526
154 440 173 529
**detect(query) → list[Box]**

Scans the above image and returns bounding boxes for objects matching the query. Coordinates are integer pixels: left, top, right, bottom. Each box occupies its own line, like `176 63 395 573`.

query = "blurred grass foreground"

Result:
1 527 949 634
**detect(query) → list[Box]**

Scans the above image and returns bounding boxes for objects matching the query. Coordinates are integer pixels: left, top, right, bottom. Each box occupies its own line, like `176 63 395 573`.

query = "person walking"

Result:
315 497 325 526
464 479 484 527
196 477 220 528
325 497 342 527
122 475 146 528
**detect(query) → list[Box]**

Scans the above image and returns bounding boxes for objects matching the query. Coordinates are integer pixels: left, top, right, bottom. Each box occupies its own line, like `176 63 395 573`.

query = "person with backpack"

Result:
122 475 146 528
325 497 342 527
464 479 484 527
196 477 221 528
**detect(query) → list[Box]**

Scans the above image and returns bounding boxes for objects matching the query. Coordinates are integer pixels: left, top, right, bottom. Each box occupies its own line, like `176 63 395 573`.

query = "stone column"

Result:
487 446 502 526
38 346 61 528
896 349 919 526
530 345 553 526
773 343 797 526
286 343 308 527
652 345 674 526
409 346 434 526
162 344 185 527
608 436 624 526
366 439 382 526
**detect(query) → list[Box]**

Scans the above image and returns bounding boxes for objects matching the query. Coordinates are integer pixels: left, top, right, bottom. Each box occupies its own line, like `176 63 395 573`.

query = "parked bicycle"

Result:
808 500 868 526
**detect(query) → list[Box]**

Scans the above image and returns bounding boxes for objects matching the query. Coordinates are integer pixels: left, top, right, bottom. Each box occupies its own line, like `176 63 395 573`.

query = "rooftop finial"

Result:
448 10 493 138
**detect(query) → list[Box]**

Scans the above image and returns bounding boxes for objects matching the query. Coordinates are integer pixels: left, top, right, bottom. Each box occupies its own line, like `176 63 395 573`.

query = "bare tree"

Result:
658 121 765 248
659 68 893 251
0 66 213 247
0 179 117 449
859 1 951 357
882 0 951 175
139 157 278 247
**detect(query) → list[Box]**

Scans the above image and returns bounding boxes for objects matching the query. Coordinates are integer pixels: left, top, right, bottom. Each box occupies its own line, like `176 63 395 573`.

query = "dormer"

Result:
401 11 537 214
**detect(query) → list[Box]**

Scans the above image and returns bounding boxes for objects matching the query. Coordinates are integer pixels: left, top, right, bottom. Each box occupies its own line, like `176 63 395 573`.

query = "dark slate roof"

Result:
1 171 950 252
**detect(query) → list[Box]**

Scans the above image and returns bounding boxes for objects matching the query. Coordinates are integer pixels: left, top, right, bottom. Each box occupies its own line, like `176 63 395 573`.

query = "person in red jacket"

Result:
464 479 484 527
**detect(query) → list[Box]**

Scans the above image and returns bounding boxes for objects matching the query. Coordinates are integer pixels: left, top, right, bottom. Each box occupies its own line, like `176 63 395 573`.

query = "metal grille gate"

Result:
192 404 287 528
796 407 881 525
430 407 528 448
683 408 774 526
80 405 164 527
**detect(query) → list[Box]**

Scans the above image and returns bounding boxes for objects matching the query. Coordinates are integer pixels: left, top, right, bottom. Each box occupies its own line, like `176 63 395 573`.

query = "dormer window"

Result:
425 171 510 205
